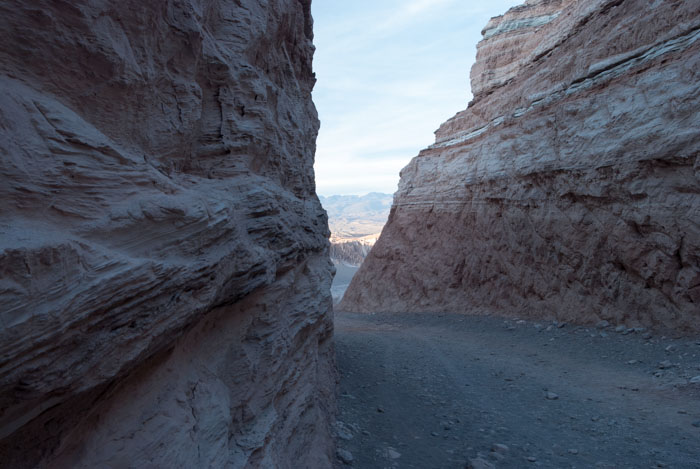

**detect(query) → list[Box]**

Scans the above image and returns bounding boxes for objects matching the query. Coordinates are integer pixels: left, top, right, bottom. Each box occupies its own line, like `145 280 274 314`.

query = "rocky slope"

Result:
341 0 700 332
0 1 335 468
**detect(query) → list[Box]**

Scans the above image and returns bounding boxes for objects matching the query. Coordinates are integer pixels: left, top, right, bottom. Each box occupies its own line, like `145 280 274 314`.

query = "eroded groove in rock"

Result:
0 0 335 467
340 0 700 332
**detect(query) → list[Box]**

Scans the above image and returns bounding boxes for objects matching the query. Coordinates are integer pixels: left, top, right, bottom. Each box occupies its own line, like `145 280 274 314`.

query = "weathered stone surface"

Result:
341 0 700 332
0 0 335 467
471 0 573 99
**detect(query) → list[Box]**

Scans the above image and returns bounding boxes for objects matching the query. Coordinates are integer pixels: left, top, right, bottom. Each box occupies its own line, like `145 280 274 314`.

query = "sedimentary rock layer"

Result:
0 1 335 467
330 240 374 267
341 0 700 332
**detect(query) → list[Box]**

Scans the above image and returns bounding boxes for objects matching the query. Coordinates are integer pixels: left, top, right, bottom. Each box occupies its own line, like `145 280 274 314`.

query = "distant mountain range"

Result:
319 192 393 240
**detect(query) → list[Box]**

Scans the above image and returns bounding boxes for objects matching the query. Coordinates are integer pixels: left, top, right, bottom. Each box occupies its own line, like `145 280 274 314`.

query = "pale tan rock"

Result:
341 0 700 332
0 0 334 467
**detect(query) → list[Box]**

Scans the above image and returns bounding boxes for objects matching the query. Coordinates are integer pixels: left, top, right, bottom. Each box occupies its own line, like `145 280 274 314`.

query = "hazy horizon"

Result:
311 0 523 197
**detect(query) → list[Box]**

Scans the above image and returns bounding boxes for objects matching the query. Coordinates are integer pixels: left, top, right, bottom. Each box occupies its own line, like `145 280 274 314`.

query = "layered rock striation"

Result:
330 240 374 267
0 1 335 467
341 0 700 332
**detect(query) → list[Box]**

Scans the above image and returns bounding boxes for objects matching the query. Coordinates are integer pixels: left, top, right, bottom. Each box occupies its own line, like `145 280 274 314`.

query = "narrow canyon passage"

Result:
334 312 700 468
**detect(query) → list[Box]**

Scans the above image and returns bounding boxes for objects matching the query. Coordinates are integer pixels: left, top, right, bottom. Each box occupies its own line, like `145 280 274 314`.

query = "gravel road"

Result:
334 311 700 468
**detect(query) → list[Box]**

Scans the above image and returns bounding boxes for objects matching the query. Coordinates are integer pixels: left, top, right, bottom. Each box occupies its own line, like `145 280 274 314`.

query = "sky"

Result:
311 0 523 197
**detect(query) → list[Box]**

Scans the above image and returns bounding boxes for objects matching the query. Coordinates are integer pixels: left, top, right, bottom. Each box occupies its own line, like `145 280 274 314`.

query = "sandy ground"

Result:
332 261 359 303
334 311 700 468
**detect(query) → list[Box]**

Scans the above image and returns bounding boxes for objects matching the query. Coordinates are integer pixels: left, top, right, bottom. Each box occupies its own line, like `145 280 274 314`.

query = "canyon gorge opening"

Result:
1 0 699 468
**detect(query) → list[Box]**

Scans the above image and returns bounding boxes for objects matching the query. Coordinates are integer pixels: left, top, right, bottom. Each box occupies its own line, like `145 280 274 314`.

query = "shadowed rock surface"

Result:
341 0 700 332
0 1 335 467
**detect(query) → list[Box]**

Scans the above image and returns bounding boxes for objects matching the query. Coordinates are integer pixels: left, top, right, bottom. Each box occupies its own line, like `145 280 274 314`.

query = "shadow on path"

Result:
334 311 700 468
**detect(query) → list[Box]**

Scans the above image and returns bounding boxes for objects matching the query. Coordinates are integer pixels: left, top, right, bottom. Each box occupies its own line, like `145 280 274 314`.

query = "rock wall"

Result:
0 1 335 467
341 0 700 332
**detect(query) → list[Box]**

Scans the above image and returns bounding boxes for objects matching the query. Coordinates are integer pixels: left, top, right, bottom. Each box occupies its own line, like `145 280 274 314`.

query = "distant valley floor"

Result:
332 261 359 304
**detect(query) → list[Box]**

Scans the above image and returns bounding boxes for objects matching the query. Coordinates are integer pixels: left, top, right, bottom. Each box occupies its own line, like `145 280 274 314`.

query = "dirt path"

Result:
334 311 700 468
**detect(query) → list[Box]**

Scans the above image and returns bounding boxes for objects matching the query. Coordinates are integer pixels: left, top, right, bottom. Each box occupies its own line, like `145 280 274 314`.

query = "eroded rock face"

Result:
0 1 335 467
341 0 700 332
